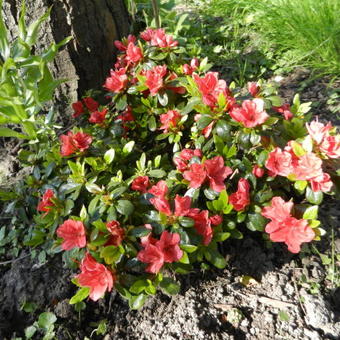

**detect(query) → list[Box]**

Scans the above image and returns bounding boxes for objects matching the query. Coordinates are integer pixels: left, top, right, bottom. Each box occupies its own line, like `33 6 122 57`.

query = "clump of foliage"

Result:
10 27 337 310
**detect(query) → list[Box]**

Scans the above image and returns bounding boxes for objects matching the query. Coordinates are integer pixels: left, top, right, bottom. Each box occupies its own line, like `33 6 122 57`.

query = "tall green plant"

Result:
0 0 71 139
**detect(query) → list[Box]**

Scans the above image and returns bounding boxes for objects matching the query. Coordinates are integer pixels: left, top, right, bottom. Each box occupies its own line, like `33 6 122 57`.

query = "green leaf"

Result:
182 97 201 114
0 0 10 59
159 277 180 295
148 169 166 178
25 326 37 339
123 141 135 154
0 127 28 139
306 187 323 205
290 141 306 157
117 200 134 216
179 251 190 264
129 294 147 310
178 216 195 228
303 206 318 220
247 213 266 231
197 115 213 129
268 96 283 107
80 205 87 220
100 245 121 264
26 7 51 46
204 248 227 269
37 312 57 330
104 149 115 164
130 279 149 294
227 144 237 158
128 226 150 237
214 232 230 242
215 120 231 141
148 115 157 131
69 287 90 304
85 183 102 194
180 244 197 253
157 92 168 106
294 180 307 192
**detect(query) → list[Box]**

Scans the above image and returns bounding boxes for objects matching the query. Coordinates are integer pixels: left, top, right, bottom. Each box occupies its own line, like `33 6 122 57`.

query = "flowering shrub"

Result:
28 28 339 309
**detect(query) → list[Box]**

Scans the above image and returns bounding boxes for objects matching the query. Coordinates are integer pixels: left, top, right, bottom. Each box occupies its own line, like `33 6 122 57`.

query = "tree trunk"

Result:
2 0 130 114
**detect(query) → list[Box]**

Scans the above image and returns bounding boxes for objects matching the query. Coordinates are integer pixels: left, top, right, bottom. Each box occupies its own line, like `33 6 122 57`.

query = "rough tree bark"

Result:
2 0 130 113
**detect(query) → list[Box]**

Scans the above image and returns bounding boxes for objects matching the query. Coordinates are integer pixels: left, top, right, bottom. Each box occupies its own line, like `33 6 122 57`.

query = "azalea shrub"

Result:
24 28 340 309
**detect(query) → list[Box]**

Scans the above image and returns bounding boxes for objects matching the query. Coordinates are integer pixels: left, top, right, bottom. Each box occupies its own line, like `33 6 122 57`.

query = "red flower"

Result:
126 42 143 64
37 189 55 213
210 215 223 225
261 197 315 253
89 108 108 124
116 106 135 122
320 135 340 159
150 196 172 216
76 253 114 301
140 28 154 42
131 176 150 193
174 148 202 172
248 82 260 97
187 209 213 245
310 173 333 193
265 147 293 177
159 110 181 133
104 68 128 93
72 101 84 118
60 131 92 157
83 97 99 112
193 72 229 107
252 165 265 178
145 65 167 96
273 104 293 120
174 195 191 217
183 163 207 189
114 34 136 51
204 156 232 192
183 156 232 192
183 58 199 75
148 180 168 197
56 219 86 251
137 230 182 273
229 178 250 211
106 220 125 246
230 98 269 128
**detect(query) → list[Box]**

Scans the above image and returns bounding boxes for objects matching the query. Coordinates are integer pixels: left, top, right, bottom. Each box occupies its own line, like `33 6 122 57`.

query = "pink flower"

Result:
273 104 293 120
106 220 125 246
310 173 333 193
89 108 108 124
137 231 183 273
131 176 150 193
187 209 213 245
37 189 55 213
261 197 315 253
230 98 269 128
140 28 154 41
204 156 233 192
104 68 128 93
306 119 332 144
145 65 167 96
56 219 86 251
72 101 84 118
148 180 168 197
126 42 143 64
83 97 99 113
180 148 202 160
60 131 92 157
193 72 229 107
229 178 250 211
265 147 293 177
248 82 260 97
319 135 340 159
149 28 178 48
262 196 293 223
293 153 323 180
76 253 114 301
252 165 265 178
159 110 181 132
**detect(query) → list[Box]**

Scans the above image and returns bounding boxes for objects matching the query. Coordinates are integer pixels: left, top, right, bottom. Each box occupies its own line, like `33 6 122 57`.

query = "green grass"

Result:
255 0 340 76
